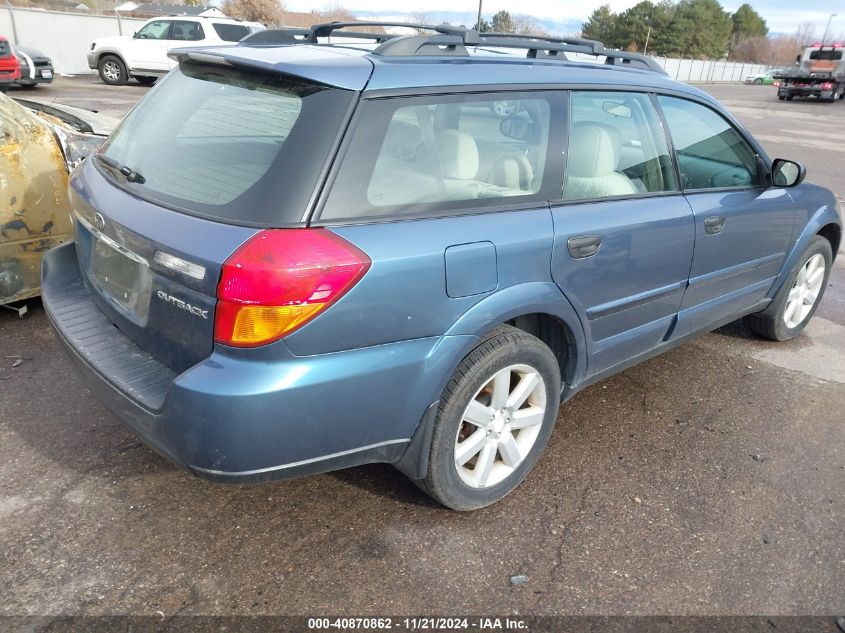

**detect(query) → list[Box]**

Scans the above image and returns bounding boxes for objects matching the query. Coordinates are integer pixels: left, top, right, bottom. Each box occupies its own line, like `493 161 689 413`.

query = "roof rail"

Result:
238 20 666 74
308 21 472 42
368 24 665 74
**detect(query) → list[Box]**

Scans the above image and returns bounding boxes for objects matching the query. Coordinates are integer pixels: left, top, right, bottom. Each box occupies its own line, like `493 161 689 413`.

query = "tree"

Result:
221 0 283 25
730 34 801 64
511 14 546 36
184 0 202 6
731 4 767 39
582 5 617 44
795 22 816 46
614 1 673 53
474 17 491 32
660 0 731 58
491 10 514 33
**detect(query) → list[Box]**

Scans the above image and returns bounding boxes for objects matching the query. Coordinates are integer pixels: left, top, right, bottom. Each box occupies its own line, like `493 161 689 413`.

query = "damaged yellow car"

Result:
0 93 111 310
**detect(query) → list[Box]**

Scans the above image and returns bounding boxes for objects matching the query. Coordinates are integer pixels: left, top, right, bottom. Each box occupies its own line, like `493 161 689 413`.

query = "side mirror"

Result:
772 158 806 187
133 31 140 38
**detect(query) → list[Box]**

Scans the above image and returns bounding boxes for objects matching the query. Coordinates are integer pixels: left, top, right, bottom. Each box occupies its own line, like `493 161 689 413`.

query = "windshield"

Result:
98 63 353 226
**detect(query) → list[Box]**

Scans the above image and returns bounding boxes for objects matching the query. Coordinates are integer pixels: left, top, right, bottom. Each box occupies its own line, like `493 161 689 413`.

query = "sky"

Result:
284 0 844 38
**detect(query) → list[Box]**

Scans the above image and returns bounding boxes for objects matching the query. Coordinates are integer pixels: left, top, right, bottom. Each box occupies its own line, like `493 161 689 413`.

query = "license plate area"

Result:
40 69 52 79
91 235 152 325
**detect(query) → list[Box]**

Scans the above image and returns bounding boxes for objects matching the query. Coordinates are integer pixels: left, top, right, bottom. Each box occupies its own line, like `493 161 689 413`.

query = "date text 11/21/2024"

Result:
307 617 528 630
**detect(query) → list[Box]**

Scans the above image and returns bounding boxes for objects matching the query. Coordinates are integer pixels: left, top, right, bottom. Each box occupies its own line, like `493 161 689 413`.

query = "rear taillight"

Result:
821 82 834 90
214 229 370 347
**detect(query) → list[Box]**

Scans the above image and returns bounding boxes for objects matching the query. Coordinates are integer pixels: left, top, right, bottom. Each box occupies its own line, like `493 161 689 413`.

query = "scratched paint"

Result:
1 93 80 304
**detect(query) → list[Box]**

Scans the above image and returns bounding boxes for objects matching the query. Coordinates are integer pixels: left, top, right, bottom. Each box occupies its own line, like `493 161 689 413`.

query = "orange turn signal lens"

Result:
216 301 325 346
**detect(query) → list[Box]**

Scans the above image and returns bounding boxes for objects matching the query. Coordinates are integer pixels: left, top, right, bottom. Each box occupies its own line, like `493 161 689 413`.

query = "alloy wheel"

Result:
783 253 825 328
103 61 121 82
454 363 547 489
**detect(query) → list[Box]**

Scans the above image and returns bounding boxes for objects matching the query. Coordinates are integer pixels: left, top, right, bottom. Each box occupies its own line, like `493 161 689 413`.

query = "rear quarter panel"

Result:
284 209 557 356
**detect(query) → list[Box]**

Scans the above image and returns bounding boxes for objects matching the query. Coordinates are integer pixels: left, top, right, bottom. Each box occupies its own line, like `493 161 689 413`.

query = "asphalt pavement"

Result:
0 78 843 619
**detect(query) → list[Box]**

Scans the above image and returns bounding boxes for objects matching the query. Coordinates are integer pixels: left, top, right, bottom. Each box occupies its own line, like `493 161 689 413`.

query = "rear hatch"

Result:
71 60 356 372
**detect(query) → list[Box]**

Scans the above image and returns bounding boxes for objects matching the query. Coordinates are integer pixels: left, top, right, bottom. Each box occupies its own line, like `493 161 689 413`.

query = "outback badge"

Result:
156 290 208 320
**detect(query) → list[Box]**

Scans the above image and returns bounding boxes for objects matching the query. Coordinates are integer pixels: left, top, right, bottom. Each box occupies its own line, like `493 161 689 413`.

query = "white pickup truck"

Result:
87 16 262 85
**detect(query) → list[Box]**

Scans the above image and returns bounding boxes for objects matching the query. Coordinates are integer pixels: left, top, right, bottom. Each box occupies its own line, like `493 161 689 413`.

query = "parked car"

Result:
743 70 776 85
43 24 842 510
87 16 263 85
1 93 112 308
12 44 54 87
0 36 21 91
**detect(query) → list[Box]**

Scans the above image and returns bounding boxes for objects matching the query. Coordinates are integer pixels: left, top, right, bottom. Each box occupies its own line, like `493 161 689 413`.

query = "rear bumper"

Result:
42 242 472 483
16 66 54 85
778 85 835 98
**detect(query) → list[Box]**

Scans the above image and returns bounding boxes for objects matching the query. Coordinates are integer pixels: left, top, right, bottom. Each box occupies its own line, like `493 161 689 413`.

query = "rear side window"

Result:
213 23 251 42
171 21 204 41
98 64 354 226
0 40 9 56
564 91 676 200
657 96 758 190
320 92 563 221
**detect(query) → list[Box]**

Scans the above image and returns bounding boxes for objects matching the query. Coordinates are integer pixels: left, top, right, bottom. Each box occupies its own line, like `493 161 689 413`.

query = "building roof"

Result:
134 3 208 16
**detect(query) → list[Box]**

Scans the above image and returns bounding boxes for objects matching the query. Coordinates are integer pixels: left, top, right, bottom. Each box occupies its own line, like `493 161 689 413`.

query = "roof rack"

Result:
237 20 666 74
470 32 667 73
309 21 471 41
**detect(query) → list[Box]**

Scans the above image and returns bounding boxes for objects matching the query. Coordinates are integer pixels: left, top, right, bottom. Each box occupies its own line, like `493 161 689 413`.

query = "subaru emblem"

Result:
93 213 106 231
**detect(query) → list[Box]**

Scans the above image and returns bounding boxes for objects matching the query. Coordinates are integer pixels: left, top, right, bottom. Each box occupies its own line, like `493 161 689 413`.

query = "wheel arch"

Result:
443 281 588 398
394 282 589 481
96 50 129 70
768 202 842 301
818 222 842 260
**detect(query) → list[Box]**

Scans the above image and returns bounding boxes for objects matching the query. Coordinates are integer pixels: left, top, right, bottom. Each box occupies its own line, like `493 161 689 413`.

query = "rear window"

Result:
809 49 843 61
213 23 251 42
97 64 353 226
0 40 9 56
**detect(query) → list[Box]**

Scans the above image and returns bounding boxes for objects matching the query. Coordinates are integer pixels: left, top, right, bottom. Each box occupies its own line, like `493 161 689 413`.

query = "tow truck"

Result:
774 43 845 102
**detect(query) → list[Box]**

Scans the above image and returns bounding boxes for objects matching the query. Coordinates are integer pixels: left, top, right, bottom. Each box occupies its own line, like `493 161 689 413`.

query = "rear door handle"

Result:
567 235 602 259
704 216 726 235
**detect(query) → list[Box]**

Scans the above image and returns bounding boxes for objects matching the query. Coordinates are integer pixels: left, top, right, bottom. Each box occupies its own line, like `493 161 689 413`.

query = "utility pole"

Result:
5 0 18 45
476 0 482 32
822 13 837 45
643 26 651 54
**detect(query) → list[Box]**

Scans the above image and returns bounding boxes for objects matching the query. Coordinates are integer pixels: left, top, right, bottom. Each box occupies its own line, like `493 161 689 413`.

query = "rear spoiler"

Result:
167 46 373 91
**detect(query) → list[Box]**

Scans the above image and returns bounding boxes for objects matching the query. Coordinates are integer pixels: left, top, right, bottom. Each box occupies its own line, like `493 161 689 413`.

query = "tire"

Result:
754 78 763 85
134 75 157 86
778 95 786 101
417 325 561 511
744 235 833 341
98 55 127 86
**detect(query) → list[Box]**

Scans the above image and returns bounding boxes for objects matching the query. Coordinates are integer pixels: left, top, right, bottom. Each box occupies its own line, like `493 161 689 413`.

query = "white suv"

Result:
87 16 263 85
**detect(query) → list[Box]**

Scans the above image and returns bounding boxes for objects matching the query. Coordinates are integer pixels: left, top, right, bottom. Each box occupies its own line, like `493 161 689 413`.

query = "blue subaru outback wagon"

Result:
42 24 842 510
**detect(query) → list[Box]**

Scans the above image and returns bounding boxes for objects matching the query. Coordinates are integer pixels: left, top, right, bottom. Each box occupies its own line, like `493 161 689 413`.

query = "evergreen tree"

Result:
731 4 768 39
582 5 617 45
491 10 515 33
